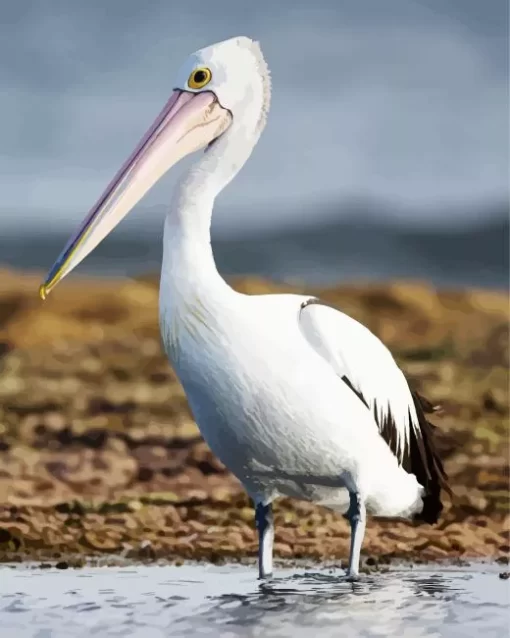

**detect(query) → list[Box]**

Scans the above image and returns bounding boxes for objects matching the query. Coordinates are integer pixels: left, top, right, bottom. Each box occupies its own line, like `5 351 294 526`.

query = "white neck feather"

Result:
161 118 262 299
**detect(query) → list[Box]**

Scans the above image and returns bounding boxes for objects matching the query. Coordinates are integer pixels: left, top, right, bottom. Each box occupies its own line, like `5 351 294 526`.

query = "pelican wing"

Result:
298 297 450 522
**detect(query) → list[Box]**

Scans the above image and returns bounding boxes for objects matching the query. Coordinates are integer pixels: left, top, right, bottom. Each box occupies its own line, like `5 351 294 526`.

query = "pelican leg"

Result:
344 492 366 580
255 502 274 579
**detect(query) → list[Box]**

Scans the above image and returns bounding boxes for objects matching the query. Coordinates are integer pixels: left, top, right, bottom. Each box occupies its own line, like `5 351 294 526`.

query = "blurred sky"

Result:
0 0 508 236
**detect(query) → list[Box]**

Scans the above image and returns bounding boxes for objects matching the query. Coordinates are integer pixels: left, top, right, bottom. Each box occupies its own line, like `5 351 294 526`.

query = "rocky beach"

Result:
0 269 508 569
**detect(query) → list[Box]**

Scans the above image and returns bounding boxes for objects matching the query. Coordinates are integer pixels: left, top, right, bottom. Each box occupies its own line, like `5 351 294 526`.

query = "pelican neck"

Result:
160 195 232 301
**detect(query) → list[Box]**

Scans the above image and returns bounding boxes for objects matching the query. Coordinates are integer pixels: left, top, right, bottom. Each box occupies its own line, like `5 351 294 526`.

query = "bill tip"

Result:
39 284 48 301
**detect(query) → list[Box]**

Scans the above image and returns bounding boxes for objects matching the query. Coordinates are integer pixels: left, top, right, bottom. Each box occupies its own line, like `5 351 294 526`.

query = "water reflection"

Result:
0 564 507 638
192 571 462 637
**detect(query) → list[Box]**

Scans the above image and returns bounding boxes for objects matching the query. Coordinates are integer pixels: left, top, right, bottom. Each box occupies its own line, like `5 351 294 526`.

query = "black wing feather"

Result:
341 375 451 523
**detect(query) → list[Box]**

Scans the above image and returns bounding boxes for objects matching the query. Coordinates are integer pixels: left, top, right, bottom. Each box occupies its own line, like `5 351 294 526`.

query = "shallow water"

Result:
0 563 508 637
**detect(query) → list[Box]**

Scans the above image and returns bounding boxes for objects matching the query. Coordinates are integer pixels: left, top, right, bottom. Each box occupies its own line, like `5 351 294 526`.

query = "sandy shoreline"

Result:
0 270 508 565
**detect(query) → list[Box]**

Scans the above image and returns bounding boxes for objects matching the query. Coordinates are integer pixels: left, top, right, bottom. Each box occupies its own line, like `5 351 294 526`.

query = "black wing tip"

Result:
340 376 451 525
410 390 452 525
414 489 444 524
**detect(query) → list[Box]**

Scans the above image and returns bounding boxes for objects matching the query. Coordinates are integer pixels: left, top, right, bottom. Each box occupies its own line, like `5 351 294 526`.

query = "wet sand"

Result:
0 269 508 566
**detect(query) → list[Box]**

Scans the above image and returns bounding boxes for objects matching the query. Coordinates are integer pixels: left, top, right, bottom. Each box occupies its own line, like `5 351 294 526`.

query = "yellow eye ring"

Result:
188 67 212 90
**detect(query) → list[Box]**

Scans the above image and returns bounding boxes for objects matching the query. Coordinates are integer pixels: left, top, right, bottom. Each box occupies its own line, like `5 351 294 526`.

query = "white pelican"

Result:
40 36 450 580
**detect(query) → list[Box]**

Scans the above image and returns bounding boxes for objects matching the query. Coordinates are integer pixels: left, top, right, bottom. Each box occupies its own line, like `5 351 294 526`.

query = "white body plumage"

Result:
159 261 423 519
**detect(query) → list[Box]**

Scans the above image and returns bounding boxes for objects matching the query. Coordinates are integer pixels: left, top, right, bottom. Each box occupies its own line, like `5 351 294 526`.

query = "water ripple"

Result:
0 563 507 638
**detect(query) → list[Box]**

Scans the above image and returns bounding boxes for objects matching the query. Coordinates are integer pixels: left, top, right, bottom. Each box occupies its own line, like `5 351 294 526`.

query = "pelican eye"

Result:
188 67 212 90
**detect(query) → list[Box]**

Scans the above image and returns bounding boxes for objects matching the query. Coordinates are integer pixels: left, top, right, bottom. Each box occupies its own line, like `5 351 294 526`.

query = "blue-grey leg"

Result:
344 492 366 580
255 502 274 579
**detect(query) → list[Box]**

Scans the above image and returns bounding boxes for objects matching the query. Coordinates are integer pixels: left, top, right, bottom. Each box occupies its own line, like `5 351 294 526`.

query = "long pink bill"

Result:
40 89 231 299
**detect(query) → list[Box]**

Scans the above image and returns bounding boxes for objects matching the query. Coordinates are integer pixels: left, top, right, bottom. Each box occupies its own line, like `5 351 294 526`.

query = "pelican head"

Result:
39 36 271 299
